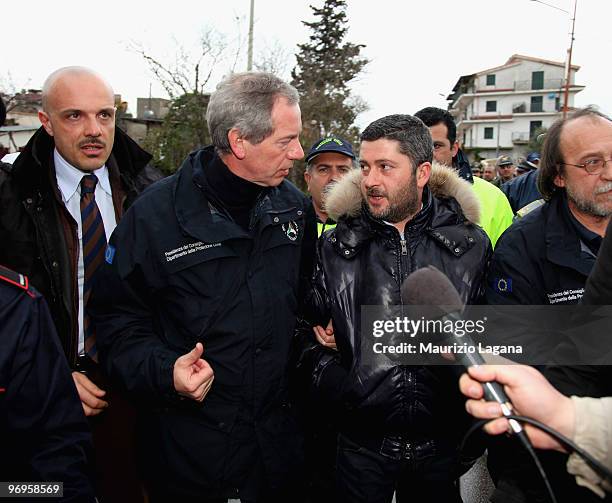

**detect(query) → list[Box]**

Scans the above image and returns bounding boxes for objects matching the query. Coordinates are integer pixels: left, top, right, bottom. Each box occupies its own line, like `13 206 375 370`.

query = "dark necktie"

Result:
80 174 107 361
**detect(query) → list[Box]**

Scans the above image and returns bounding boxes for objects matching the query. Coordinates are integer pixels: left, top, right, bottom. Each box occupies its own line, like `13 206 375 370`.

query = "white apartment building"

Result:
448 54 584 161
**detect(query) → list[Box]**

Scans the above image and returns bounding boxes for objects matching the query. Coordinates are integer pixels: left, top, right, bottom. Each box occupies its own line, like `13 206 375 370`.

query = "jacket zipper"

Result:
396 229 414 425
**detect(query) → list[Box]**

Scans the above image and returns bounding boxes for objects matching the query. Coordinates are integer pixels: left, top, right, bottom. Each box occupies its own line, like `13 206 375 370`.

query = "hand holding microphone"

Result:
459 364 574 451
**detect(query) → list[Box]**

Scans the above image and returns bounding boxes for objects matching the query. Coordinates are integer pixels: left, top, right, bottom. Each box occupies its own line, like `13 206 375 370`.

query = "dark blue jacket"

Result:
486 192 596 305
484 196 607 503
0 266 94 501
501 169 542 214
90 146 316 497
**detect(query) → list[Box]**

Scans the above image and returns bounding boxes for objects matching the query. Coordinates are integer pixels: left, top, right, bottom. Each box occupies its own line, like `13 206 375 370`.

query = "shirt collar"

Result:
562 194 603 255
54 148 112 202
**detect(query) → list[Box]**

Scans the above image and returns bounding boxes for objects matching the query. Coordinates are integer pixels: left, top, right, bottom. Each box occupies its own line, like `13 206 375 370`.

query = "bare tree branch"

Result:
254 39 292 77
128 25 237 98
0 72 32 113
128 41 188 98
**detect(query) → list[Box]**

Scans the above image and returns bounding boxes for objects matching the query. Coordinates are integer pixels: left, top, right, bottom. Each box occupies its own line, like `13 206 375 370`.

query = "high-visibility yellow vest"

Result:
318 220 336 237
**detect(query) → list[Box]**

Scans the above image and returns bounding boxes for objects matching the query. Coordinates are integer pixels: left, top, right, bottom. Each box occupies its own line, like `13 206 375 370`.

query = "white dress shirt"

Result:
54 149 117 354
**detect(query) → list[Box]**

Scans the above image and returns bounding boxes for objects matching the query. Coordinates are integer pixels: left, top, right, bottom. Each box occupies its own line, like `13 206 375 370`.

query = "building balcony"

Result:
514 78 563 91
451 81 582 104
512 132 530 144
461 115 513 123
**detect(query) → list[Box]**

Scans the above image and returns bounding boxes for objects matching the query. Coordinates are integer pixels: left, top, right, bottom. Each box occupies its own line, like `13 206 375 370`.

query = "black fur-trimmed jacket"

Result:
300 164 491 443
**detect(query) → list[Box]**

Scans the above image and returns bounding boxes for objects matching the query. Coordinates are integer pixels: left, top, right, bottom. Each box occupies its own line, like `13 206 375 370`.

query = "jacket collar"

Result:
545 193 595 277
11 126 151 197
174 147 248 243
325 161 481 224
54 148 112 202
360 184 434 237
328 172 478 259
452 149 474 184
173 146 301 244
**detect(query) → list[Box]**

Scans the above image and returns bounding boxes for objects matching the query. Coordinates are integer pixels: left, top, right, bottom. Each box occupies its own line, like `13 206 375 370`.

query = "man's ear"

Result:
554 172 566 188
451 141 459 158
228 128 246 160
38 111 54 137
417 162 432 189
304 169 312 191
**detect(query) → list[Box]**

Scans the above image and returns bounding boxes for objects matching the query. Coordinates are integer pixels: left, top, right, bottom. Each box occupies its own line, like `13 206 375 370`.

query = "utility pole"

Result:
562 0 577 118
530 0 577 119
247 0 254 71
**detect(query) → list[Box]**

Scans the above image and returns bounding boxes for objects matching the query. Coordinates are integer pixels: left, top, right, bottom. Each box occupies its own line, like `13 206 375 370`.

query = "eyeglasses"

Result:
561 158 612 175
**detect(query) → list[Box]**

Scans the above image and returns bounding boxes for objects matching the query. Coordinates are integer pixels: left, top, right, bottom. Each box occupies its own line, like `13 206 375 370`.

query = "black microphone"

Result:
401 266 524 436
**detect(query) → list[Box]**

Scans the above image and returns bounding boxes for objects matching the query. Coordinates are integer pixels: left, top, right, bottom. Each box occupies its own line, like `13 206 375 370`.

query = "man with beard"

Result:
487 107 612 306
90 72 316 502
484 107 612 503
300 114 490 502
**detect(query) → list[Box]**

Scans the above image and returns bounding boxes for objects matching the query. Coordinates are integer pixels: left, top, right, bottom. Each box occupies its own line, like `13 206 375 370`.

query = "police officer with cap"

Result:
304 136 357 236
496 155 516 185
0 265 94 501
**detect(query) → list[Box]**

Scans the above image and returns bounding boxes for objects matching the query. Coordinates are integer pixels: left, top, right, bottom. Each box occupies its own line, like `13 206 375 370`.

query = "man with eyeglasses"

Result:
483 107 612 502
487 107 612 306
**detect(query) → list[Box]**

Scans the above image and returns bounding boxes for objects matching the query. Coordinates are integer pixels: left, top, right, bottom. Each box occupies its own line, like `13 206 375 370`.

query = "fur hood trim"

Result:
324 162 481 224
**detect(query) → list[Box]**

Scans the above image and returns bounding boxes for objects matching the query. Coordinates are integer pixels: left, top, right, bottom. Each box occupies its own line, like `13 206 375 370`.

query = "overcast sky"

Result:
3 0 610 130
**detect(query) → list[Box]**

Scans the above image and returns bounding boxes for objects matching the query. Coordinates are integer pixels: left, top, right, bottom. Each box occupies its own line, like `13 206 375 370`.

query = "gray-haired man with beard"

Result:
301 114 490 502
484 107 612 503
486 107 612 306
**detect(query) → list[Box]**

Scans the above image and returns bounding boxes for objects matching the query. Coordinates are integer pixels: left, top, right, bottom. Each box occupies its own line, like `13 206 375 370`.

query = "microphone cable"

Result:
460 414 612 503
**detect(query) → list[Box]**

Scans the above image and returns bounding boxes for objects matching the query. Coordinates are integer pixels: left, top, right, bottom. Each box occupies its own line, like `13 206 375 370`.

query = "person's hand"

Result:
459 364 574 451
72 372 108 417
173 343 214 402
313 320 336 350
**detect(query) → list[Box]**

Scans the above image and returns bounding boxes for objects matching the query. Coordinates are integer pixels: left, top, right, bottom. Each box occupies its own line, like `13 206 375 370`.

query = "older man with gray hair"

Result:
91 72 317 502
485 107 612 503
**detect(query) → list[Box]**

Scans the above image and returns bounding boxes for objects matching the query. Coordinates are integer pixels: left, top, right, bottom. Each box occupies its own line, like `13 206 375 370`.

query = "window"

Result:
531 96 543 113
532 71 544 90
486 74 496 86
530 121 543 139
484 127 494 139
486 100 497 112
